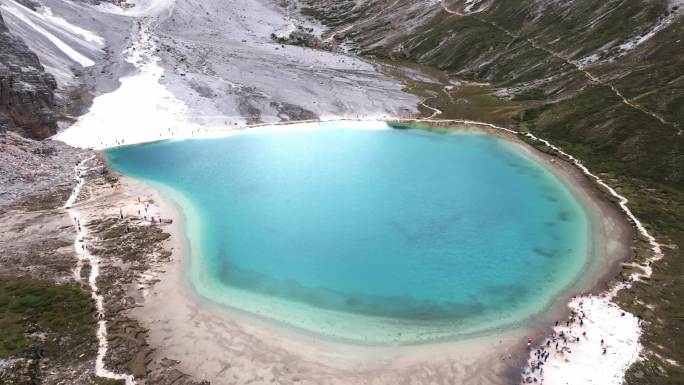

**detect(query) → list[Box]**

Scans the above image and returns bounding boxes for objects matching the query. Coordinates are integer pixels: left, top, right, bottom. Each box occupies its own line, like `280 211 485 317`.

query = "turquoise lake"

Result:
106 123 591 343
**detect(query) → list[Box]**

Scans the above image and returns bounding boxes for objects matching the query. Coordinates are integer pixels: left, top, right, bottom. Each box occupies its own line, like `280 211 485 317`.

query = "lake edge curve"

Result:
106 121 633 347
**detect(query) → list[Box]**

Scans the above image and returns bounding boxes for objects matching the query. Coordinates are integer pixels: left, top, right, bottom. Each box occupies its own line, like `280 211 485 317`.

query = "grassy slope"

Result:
0 278 96 359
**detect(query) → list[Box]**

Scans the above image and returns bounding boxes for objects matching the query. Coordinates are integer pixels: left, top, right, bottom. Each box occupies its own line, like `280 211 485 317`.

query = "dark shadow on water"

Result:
389 211 463 244
533 247 558 258
215 260 532 322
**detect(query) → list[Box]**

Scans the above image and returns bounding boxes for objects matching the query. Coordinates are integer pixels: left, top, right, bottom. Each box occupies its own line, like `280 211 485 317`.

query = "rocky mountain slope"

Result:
0 12 57 139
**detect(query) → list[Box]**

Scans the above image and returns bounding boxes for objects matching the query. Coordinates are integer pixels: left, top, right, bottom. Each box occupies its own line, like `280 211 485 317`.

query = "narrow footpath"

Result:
65 156 136 385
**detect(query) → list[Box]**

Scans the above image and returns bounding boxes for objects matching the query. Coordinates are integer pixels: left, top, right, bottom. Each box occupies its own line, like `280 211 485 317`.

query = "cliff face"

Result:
0 12 58 140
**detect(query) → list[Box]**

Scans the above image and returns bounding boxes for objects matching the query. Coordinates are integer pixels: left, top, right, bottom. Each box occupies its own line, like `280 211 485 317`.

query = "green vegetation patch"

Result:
0 278 96 360
516 84 683 186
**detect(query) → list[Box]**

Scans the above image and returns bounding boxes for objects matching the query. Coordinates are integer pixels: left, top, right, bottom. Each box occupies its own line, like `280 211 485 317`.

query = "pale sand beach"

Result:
93 122 638 385
523 295 641 385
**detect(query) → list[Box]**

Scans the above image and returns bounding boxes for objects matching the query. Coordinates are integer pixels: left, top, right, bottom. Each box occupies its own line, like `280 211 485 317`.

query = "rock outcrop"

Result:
271 26 328 50
0 12 58 140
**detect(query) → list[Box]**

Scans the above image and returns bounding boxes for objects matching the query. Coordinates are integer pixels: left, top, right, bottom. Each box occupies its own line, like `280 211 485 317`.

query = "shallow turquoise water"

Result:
106 124 590 343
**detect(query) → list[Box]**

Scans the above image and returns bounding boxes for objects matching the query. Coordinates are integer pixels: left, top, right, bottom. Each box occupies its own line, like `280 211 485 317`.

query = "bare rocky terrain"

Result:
151 0 419 126
0 12 57 139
